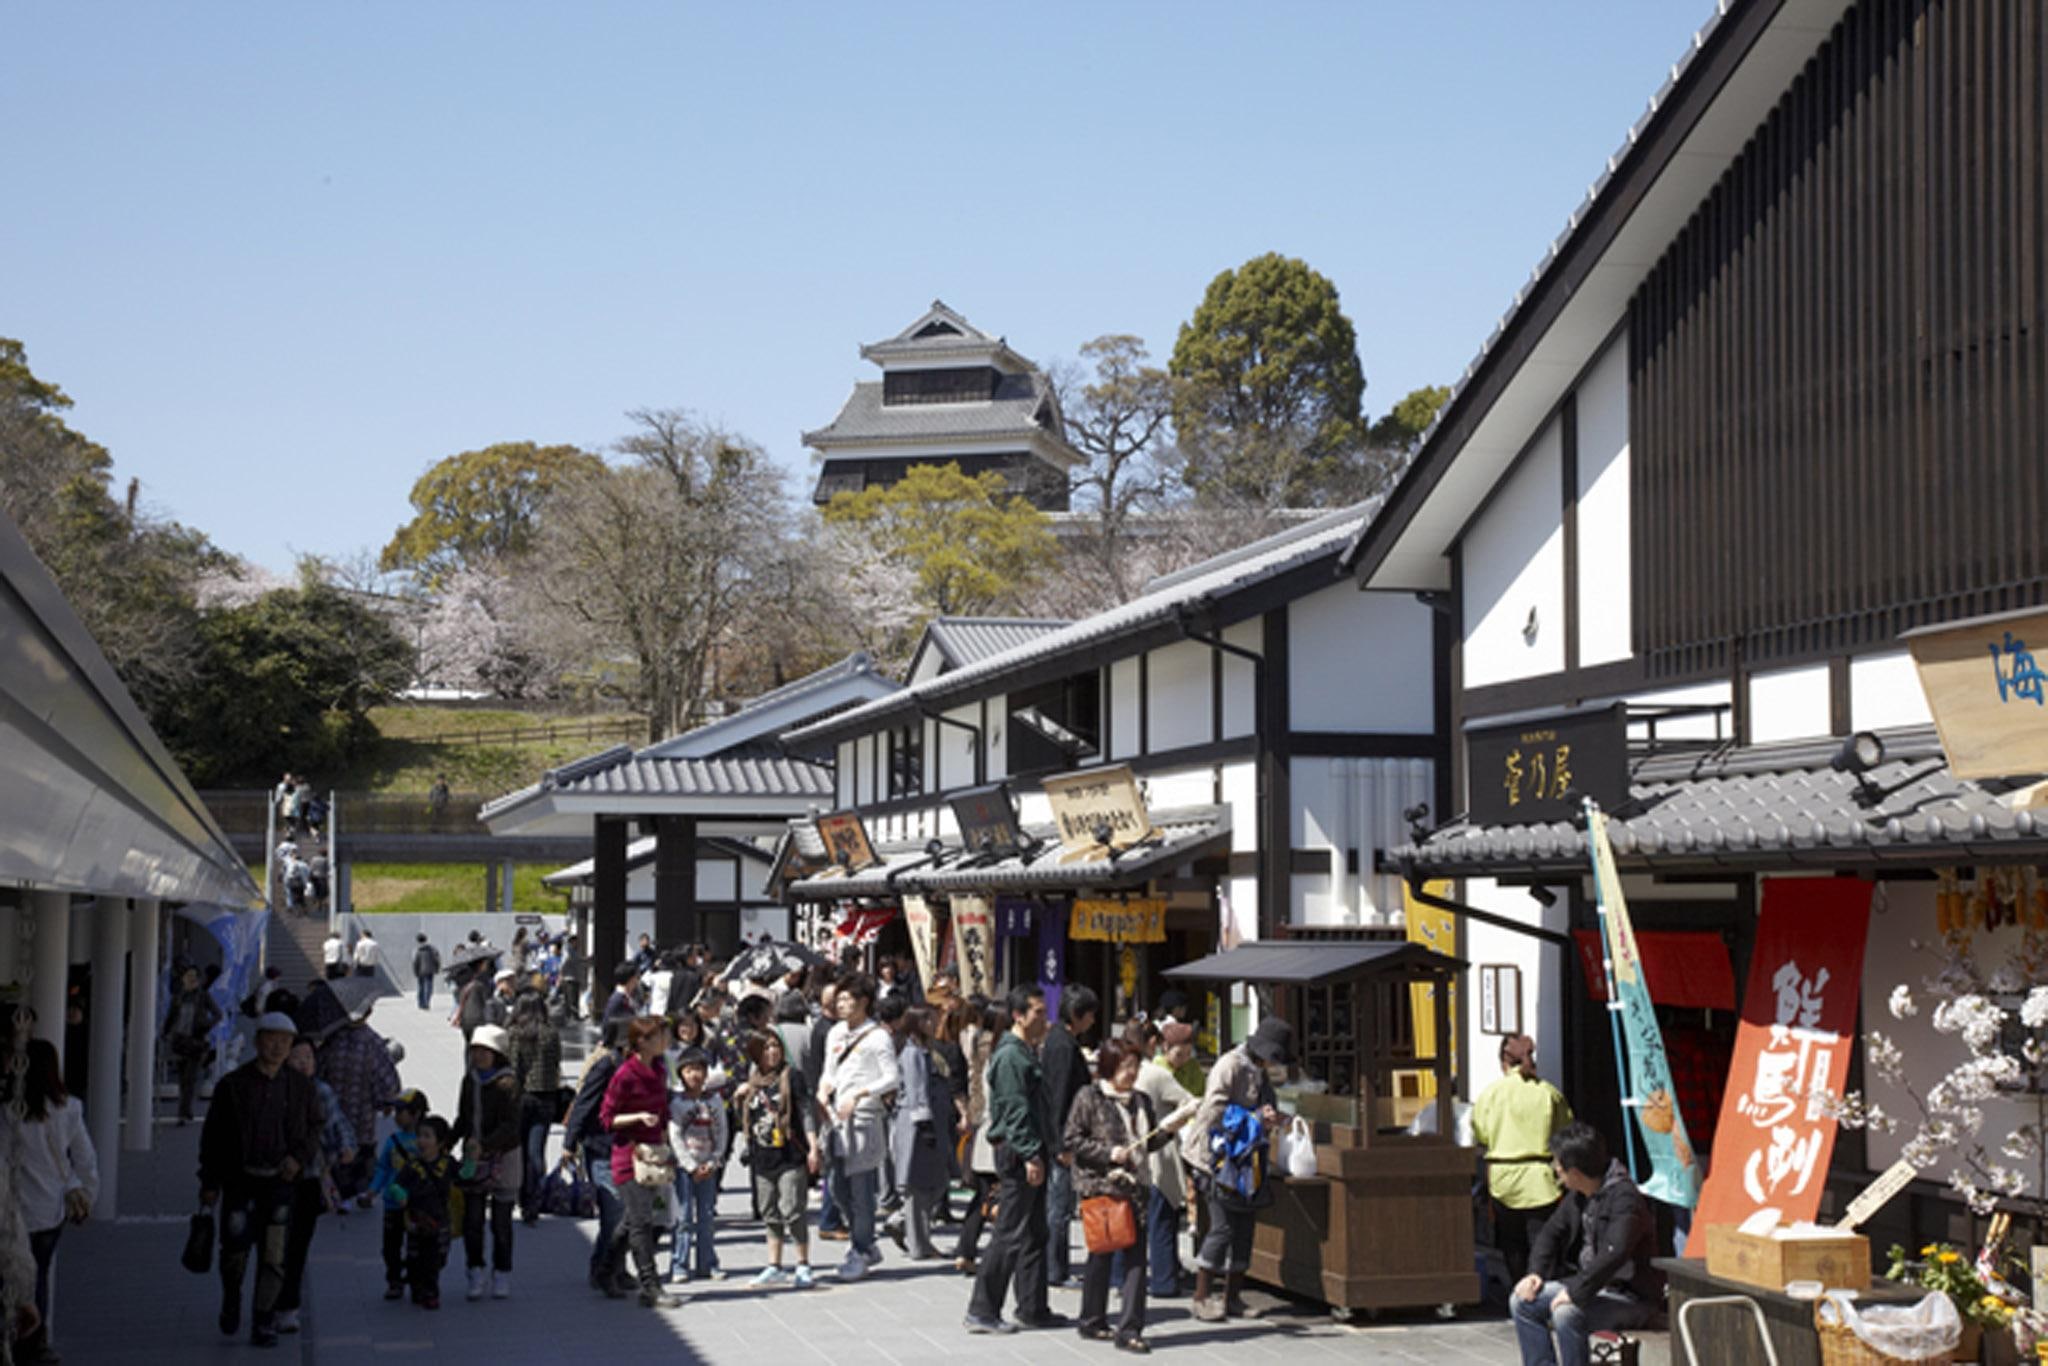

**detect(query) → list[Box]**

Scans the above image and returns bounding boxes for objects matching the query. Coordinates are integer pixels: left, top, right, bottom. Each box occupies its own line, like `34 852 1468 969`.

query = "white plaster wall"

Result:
1463 419 1566 689
1219 761 1257 855
837 741 856 809
1459 876 1570 1095
1289 755 1434 927
1221 620 1259 739
1749 663 1833 743
1621 680 1735 743
1145 766 1217 814
1109 657 1142 761
1289 583 1437 733
1576 336 1633 666
1148 640 1213 752
858 735 879 806
988 694 1010 781
1852 651 1935 732
936 704 978 791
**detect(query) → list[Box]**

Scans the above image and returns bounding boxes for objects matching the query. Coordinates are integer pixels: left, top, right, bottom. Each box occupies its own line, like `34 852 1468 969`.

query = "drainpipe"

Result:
1176 602 1274 938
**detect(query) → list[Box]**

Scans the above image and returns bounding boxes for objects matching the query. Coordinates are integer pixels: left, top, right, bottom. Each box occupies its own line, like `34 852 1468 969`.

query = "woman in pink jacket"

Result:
598 1016 683 1309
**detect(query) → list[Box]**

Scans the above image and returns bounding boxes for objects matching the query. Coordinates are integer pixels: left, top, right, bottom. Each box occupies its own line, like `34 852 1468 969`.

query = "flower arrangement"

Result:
1887 1242 2017 1328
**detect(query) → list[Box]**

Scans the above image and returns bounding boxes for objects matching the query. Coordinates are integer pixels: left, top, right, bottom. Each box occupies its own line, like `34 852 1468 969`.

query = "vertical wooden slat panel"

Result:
1628 0 2048 676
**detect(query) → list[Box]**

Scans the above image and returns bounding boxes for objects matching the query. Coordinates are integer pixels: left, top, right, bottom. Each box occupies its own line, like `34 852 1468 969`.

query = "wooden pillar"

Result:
654 815 697 949
591 818 628 994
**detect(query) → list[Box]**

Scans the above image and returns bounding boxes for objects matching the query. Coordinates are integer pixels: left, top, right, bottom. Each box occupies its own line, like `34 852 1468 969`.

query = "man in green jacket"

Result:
964 984 1069 1335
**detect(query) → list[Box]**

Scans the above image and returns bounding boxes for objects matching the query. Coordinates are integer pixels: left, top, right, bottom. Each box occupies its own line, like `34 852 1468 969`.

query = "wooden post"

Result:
592 818 628 992
654 815 698 948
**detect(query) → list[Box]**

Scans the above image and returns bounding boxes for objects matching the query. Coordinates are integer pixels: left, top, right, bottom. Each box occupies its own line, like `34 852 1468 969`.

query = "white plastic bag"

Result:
1277 1116 1317 1179
1816 1290 1960 1360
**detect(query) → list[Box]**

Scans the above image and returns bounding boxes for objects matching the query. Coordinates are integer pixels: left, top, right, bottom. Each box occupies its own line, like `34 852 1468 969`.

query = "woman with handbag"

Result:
17 1039 94 1363
455 1024 522 1302
1064 1041 1159 1354
598 1015 683 1309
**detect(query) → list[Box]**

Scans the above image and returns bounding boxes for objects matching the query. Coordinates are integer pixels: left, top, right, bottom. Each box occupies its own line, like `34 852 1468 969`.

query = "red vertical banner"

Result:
1685 877 1872 1255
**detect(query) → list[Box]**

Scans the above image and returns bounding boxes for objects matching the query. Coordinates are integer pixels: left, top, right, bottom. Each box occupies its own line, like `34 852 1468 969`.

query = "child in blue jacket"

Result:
370 1088 429 1299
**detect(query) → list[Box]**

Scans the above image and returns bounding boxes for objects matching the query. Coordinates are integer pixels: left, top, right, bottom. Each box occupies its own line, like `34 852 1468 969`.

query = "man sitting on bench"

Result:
1511 1121 1663 1366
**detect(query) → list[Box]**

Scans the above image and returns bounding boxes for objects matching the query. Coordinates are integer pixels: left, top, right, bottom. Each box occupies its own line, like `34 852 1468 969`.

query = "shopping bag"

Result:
181 1209 216 1274
1080 1194 1139 1255
1278 1116 1318 1179
540 1155 595 1218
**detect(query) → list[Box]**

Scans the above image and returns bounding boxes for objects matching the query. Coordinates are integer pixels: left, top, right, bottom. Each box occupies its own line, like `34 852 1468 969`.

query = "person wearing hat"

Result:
198 1012 322 1347
370 1089 430 1299
1182 1015 1291 1323
455 1024 523 1301
1473 1033 1574 1288
1134 1020 1201 1298
485 968 520 1028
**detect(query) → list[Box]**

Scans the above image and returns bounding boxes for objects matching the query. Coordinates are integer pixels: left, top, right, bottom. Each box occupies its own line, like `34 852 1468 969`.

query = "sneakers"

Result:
274 1310 301 1334
466 1268 488 1301
963 1314 1017 1335
792 1263 815 1290
751 1266 790 1287
860 1246 884 1268
837 1252 869 1282
491 1272 511 1299
1190 1295 1226 1322
668 1266 692 1285
706 1266 727 1281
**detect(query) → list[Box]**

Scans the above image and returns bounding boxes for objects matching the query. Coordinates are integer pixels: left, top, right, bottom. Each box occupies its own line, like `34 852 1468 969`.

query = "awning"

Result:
1571 929 1736 1010
1165 940 1464 987
834 906 897 945
786 805 1230 901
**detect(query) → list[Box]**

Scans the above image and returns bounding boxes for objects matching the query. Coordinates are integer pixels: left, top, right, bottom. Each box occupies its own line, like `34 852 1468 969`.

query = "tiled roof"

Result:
786 805 1229 899
640 651 894 759
1397 726 2048 874
480 748 833 821
920 618 1070 671
785 500 1375 746
856 300 1028 369
802 373 1072 453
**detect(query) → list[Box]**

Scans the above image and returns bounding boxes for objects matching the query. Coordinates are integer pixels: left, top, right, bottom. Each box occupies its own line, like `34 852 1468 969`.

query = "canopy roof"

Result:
1165 940 1464 987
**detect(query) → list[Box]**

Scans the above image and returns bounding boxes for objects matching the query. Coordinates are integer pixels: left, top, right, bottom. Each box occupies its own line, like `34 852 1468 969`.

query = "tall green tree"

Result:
1169 253 1367 508
380 441 603 580
821 462 1057 619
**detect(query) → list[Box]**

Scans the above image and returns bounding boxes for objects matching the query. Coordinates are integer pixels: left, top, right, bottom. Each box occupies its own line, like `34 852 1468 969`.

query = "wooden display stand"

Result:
1167 941 1480 1317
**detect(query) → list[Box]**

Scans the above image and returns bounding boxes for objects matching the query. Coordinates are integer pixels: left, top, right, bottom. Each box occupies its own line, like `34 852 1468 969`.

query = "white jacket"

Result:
19 1100 98 1233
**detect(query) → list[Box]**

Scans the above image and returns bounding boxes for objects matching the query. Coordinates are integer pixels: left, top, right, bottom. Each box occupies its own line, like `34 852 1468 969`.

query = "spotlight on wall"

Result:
1528 885 1559 909
1831 730 1886 776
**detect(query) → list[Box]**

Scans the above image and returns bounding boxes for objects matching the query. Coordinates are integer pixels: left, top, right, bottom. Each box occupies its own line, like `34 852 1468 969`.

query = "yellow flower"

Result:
1940 1251 1962 1263
1923 1244 1940 1256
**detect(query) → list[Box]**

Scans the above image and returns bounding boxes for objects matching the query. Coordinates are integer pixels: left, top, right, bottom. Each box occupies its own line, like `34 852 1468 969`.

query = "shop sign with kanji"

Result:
1905 606 2048 779
1069 897 1168 944
1467 703 1629 826
1042 764 1154 860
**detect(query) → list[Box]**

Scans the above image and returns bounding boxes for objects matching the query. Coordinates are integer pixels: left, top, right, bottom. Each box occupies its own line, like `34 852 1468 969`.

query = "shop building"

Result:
780 503 1446 1034
1341 0 2048 1249
803 300 1082 510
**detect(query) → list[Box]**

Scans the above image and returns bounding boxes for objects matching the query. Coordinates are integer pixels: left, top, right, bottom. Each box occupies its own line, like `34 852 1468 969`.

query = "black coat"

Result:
1041 1023 1088 1152
564 1047 621 1163
1529 1161 1665 1304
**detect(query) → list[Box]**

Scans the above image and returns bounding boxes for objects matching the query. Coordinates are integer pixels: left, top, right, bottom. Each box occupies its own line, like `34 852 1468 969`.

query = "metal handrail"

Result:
1677 1293 1779 1366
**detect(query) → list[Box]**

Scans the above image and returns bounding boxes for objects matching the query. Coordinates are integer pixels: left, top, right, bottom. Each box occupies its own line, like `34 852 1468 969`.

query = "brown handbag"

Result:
1080 1194 1139 1255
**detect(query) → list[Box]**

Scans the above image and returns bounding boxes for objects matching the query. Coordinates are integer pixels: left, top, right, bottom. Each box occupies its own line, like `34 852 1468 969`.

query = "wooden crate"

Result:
1704 1225 1871 1293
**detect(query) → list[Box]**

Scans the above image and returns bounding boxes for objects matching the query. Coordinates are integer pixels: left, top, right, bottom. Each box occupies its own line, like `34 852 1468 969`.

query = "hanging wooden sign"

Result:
815 810 878 873
1904 606 2048 779
1069 897 1167 944
1042 764 1153 862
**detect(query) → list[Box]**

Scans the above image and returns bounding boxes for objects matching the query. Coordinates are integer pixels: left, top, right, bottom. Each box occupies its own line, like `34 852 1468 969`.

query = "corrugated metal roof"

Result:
785 500 1375 746
786 806 1230 899
1165 941 1463 986
1397 725 2048 874
480 750 833 821
922 618 1071 671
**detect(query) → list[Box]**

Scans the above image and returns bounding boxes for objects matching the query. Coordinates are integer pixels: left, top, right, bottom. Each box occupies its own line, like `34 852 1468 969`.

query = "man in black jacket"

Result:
199 1013 322 1347
563 1017 629 1295
1038 984 1096 1287
1511 1122 1662 1366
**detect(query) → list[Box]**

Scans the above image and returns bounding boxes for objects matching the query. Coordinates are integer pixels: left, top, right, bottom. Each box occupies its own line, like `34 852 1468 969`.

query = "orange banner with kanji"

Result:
1684 877 1872 1255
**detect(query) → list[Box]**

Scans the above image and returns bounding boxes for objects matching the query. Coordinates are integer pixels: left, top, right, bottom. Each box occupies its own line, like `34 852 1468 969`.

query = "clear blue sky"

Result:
3 2 1705 574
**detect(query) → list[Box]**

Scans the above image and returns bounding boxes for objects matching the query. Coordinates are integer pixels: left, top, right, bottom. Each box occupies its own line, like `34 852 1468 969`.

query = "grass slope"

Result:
332 706 646 795
351 862 570 914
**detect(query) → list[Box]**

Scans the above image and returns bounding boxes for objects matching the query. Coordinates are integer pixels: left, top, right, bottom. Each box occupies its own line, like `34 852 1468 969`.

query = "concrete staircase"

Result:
267 909 331 996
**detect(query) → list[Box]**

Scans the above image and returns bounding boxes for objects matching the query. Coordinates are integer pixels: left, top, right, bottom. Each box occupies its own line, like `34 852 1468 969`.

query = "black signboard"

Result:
1466 703 1629 827
949 783 1023 857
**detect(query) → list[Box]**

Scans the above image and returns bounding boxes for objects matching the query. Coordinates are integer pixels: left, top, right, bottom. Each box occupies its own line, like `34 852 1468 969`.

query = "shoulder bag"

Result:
1080 1193 1138 1254
632 1141 678 1189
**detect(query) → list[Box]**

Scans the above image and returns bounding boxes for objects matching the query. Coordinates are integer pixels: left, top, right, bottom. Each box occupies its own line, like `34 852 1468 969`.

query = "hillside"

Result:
328 705 645 794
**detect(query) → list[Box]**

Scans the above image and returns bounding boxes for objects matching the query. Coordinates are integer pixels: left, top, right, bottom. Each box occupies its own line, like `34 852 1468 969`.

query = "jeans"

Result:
1194 1185 1256 1273
1511 1282 1656 1366
1145 1187 1183 1296
1046 1159 1076 1282
586 1153 623 1280
218 1178 294 1331
416 976 434 1010
519 1094 553 1215
968 1146 1049 1324
830 1163 880 1262
671 1173 720 1278
24 1224 60 1353
817 1169 845 1233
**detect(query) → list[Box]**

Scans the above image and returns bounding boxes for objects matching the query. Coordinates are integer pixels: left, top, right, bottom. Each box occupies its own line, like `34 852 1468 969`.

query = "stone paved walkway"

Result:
53 975 1672 1364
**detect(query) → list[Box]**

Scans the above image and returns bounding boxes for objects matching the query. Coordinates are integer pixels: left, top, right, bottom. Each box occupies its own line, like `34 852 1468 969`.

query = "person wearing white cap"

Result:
198 1012 320 1348
455 1024 522 1300
486 969 519 1028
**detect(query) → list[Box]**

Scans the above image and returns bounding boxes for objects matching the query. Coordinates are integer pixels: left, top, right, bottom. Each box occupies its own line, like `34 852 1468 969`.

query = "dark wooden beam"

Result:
591 816 628 1008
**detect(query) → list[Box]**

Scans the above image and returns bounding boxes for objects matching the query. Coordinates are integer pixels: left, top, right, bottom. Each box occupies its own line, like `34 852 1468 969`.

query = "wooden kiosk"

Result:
1166 941 1479 1318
